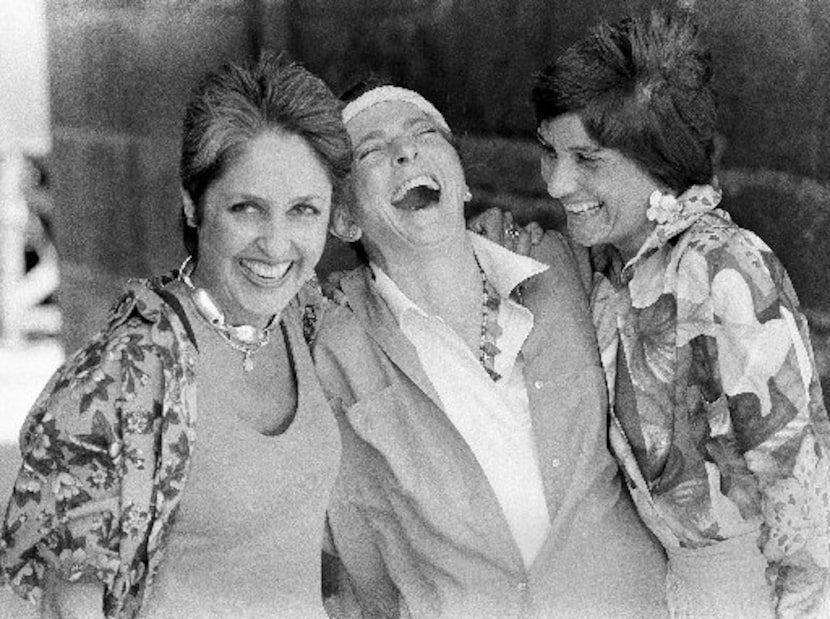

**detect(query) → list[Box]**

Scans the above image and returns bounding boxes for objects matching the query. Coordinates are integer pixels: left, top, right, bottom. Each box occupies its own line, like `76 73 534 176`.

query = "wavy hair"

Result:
532 10 716 192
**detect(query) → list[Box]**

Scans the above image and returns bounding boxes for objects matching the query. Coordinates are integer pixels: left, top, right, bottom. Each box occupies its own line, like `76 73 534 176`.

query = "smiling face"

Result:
538 113 662 261
187 130 332 327
346 100 468 264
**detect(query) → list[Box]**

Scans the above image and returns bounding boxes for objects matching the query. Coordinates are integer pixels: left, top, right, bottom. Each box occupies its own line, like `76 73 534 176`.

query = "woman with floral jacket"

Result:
0 54 350 618
530 10 830 619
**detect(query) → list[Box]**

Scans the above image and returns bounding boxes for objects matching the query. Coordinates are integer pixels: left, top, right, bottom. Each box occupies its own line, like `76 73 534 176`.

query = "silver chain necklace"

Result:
177 256 278 372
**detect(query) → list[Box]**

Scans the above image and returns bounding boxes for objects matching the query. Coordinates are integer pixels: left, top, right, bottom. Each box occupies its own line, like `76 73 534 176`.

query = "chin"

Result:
567 227 598 248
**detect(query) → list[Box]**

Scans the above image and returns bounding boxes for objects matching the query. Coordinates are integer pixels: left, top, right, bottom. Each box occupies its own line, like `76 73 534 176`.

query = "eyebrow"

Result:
227 192 325 204
355 129 386 147
535 130 554 148
535 130 601 154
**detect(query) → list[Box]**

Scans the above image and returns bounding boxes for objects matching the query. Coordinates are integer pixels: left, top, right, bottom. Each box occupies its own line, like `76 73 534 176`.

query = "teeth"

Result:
564 202 601 214
392 175 440 203
241 259 291 280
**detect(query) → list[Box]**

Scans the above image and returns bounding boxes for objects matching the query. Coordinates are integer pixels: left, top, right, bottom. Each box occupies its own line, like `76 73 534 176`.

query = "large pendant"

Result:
242 353 254 372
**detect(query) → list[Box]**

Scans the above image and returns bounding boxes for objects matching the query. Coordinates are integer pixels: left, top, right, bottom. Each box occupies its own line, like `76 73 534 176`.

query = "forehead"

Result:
346 100 433 143
539 113 597 150
220 130 330 190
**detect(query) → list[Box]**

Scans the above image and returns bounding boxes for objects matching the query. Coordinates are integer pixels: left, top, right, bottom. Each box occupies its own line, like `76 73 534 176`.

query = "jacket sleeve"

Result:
0 300 165 613
314 323 402 619
698 233 830 618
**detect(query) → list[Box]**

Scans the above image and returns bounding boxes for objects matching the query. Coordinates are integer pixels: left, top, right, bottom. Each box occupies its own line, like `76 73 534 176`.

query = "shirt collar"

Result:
621 184 723 281
370 231 548 326
469 231 548 298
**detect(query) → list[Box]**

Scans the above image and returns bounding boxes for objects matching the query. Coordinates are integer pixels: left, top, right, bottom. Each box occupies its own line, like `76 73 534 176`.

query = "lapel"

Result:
340 266 526 570
519 260 604 520
340 266 444 411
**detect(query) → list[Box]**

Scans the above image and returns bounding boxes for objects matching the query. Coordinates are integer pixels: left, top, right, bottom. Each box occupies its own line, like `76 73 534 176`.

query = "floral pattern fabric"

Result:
0 275 199 618
592 207 830 618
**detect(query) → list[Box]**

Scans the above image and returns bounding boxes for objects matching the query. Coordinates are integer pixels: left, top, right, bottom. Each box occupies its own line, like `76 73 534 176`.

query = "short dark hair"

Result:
532 10 716 193
179 52 351 258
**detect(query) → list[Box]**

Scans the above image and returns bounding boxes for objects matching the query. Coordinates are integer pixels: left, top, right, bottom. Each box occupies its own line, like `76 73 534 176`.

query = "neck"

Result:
616 223 656 265
372 235 483 340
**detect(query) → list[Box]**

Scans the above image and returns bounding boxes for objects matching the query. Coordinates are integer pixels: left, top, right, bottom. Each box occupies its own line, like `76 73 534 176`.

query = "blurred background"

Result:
1 0 829 612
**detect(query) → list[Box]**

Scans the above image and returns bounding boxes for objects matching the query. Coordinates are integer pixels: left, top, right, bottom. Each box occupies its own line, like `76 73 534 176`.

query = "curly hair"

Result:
179 52 352 258
532 10 716 193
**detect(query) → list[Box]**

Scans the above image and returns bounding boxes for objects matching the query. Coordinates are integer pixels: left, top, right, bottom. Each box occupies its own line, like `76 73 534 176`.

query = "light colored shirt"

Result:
316 230 670 618
141 298 339 619
370 233 550 568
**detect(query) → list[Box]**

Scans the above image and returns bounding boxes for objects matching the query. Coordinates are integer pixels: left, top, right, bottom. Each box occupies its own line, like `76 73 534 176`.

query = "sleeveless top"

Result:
140 302 340 618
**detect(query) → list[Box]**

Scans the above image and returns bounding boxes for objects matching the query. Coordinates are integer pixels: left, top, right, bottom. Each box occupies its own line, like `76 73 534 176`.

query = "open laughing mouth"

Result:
391 175 441 211
240 259 292 284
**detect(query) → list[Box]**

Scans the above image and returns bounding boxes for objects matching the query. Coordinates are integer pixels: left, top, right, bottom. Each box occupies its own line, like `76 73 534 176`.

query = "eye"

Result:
355 144 383 163
412 122 440 140
536 134 557 158
537 142 557 159
229 200 259 214
576 152 601 165
290 203 321 217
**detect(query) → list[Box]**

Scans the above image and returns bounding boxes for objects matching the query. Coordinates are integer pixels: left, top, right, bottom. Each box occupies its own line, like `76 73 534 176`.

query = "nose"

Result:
392 136 418 166
256 214 292 256
541 154 577 200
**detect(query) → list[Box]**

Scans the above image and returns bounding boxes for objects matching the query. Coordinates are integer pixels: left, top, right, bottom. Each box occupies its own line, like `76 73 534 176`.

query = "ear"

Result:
181 188 198 227
329 205 362 243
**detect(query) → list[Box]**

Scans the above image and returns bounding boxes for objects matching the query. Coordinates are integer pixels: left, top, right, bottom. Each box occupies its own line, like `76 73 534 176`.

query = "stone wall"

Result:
47 0 277 352
286 0 830 397
46 0 830 397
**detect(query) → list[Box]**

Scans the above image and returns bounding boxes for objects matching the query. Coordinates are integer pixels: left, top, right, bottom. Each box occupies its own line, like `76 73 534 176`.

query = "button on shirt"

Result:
370 233 551 568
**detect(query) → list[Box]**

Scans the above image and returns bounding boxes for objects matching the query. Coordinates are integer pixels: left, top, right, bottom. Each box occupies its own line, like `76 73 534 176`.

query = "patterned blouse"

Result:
0 274 324 618
591 192 830 617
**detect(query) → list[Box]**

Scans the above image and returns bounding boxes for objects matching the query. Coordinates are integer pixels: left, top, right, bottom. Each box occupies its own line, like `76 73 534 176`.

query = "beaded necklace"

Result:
177 256 279 372
476 258 502 381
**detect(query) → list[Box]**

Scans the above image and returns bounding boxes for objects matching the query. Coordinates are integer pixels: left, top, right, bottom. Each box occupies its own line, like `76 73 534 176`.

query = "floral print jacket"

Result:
0 276 199 618
592 200 830 617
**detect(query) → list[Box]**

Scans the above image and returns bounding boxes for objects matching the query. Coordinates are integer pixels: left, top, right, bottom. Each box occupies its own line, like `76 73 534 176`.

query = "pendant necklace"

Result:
177 256 278 372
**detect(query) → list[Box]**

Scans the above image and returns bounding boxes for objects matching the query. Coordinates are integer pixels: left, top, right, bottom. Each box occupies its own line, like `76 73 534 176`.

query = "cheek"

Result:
350 176 382 220
294 221 330 261
198 216 248 257
540 157 551 181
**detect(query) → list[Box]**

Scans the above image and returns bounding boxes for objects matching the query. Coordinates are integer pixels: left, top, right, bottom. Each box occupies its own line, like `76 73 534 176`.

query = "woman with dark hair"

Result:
531 11 830 618
0 54 350 618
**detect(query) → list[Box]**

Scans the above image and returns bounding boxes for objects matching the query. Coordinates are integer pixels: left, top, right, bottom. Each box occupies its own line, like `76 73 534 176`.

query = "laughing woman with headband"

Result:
0 54 350 618
315 83 668 618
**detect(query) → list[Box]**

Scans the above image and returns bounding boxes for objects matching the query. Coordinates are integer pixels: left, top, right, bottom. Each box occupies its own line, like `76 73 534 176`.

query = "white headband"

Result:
341 85 450 132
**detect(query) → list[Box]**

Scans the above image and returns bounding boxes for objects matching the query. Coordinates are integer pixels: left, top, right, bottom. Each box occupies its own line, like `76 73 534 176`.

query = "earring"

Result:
463 189 473 203
330 223 360 242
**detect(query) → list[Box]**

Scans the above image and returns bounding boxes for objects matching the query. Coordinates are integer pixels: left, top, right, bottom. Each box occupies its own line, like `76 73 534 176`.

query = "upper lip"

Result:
390 174 441 203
